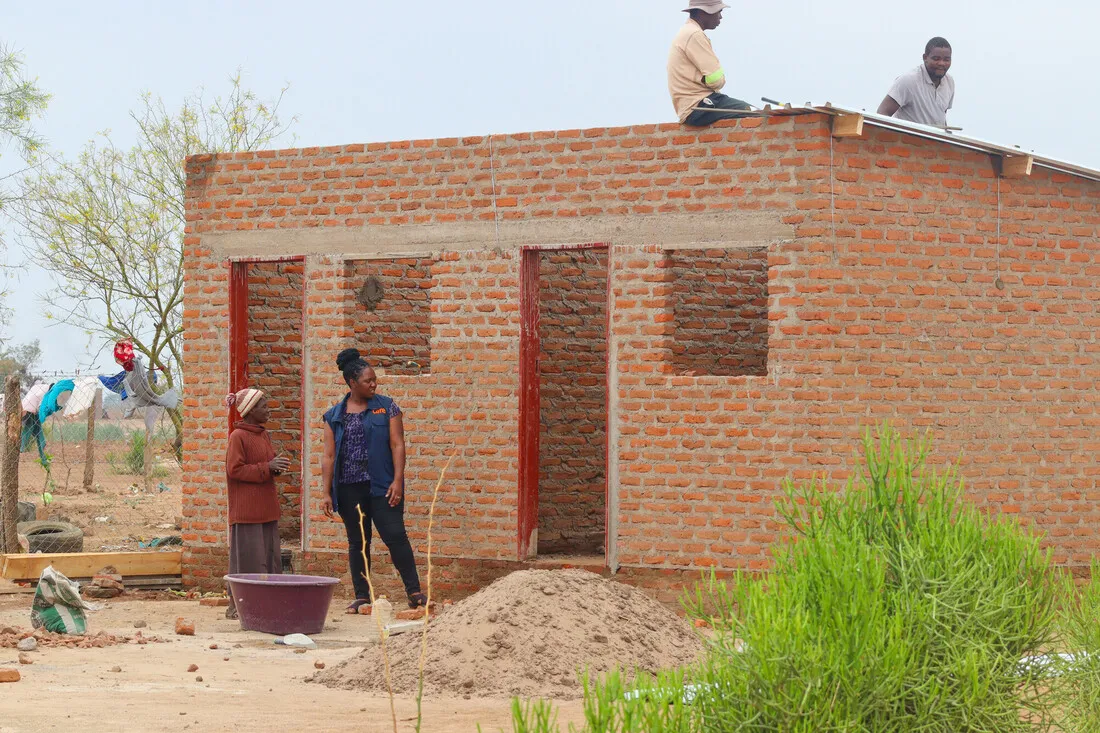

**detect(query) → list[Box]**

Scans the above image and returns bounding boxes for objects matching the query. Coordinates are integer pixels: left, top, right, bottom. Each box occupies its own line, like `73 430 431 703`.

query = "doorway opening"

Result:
518 245 609 561
229 258 307 550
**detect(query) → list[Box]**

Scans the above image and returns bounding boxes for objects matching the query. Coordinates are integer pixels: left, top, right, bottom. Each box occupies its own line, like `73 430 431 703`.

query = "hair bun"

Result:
336 348 362 371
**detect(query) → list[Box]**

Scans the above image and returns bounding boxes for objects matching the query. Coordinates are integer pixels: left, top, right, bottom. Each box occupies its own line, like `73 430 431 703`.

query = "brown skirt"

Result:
228 520 281 576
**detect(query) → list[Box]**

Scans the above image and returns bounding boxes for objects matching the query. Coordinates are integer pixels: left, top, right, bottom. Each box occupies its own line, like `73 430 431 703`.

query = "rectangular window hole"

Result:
669 247 769 378
343 257 435 376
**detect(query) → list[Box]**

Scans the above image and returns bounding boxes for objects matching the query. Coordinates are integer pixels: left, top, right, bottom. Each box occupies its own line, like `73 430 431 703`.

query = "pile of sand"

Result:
312 569 704 699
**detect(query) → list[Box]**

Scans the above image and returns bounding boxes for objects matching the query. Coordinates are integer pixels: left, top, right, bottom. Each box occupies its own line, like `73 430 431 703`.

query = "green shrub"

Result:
107 429 168 477
1055 562 1100 731
504 425 1062 732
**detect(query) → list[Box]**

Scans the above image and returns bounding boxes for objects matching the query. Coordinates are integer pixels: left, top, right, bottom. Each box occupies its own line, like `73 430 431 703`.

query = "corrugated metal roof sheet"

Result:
747 103 1100 183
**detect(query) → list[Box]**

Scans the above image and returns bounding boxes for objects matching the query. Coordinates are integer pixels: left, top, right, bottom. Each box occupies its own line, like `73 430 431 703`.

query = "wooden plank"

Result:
1001 154 1034 179
0 551 182 581
832 113 865 138
0 579 34 595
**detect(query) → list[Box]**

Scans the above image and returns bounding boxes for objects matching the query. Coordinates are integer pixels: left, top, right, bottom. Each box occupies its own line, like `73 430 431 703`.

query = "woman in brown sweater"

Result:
225 388 289 619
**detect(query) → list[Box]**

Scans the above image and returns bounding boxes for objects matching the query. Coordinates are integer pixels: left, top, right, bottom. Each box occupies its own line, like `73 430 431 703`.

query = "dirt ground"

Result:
0 591 586 733
16 436 184 553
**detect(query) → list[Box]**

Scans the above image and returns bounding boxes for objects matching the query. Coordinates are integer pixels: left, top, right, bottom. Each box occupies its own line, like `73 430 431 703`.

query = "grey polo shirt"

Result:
886 64 954 127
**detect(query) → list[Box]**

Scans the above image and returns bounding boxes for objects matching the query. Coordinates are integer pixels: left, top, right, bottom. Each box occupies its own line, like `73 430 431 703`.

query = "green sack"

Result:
31 566 98 634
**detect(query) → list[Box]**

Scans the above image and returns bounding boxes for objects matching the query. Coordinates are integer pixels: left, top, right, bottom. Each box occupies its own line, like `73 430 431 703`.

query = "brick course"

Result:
183 113 1100 599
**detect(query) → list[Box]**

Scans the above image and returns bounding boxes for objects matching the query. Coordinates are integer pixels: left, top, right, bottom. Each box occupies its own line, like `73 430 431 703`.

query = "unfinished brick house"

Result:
182 107 1100 602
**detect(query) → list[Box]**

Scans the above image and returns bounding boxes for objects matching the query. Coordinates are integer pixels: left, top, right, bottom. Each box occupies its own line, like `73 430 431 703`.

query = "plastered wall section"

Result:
183 114 1100 587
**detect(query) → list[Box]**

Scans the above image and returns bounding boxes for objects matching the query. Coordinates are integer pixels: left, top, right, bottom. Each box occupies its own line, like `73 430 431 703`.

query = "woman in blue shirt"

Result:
321 348 426 613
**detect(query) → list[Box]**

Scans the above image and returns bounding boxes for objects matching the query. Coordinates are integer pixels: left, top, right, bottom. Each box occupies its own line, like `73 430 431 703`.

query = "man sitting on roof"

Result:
877 37 955 128
668 0 751 127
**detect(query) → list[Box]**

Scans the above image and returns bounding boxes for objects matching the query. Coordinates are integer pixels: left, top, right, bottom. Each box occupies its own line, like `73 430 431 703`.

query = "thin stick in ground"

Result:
415 449 458 733
358 503 398 733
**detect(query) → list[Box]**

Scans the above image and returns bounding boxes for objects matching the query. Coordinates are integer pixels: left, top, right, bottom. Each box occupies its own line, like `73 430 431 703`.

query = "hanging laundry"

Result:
99 368 158 401
99 371 128 397
63 377 103 419
20 412 47 466
38 380 75 424
123 357 180 432
121 357 178 410
21 383 50 414
114 340 136 371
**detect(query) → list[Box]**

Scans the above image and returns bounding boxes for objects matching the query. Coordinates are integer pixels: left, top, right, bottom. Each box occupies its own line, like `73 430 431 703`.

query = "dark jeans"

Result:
336 482 421 600
684 92 751 127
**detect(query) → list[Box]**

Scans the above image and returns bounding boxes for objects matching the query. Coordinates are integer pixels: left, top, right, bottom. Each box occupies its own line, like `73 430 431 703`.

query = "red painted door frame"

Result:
517 250 541 559
227 261 250 430
516 243 611 562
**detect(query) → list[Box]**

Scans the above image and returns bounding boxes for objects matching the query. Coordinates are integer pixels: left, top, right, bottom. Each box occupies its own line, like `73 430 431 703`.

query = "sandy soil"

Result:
318 569 703 699
0 594 585 733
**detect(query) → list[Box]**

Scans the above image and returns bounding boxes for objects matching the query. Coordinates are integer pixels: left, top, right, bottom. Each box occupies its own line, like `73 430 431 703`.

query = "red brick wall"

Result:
537 248 608 555
183 115 1100 594
298 251 521 567
669 248 769 377
247 261 304 543
344 258 434 375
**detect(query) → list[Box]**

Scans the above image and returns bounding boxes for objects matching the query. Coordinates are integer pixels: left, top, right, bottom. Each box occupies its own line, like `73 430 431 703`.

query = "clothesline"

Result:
12 341 182 466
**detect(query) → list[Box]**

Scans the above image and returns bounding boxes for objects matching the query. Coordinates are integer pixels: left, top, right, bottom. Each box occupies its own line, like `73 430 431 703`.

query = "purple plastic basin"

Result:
224 573 340 635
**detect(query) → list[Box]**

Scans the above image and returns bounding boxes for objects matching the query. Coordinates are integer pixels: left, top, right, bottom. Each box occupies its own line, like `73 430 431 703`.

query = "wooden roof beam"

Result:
1000 154 1034 179
831 112 865 138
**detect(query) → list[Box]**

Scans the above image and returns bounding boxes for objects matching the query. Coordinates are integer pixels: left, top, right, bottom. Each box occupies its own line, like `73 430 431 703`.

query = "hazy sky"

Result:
2 0 1098 373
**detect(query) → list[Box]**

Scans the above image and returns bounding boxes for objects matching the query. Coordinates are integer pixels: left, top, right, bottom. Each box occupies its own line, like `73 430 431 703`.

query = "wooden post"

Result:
2 376 21 553
143 413 154 493
82 388 102 492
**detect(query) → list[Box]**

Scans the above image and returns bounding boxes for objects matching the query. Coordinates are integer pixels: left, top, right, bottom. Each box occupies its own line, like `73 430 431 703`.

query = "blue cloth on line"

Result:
99 371 128 398
100 369 158 401
39 380 75 424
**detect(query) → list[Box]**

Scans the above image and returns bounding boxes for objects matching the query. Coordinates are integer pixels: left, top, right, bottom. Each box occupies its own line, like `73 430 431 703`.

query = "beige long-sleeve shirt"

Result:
667 19 727 122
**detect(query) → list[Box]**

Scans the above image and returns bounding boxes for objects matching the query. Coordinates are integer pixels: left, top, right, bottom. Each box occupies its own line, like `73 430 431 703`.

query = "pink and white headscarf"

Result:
226 388 264 418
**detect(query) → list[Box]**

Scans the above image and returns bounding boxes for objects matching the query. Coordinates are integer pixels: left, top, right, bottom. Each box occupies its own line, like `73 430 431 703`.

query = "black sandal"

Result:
346 599 371 614
408 592 427 609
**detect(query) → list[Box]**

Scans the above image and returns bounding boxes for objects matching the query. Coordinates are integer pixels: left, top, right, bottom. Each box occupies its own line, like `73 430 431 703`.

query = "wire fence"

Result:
0 374 183 556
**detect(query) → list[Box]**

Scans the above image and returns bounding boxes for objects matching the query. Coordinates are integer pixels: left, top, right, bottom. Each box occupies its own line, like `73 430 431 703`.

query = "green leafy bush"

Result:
505 425 1062 732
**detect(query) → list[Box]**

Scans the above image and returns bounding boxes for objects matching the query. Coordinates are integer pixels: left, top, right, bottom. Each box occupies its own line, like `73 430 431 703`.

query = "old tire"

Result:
16 520 84 554
17 501 35 523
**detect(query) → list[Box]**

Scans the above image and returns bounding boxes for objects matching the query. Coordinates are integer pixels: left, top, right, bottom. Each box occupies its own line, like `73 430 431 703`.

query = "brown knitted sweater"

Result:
226 422 279 526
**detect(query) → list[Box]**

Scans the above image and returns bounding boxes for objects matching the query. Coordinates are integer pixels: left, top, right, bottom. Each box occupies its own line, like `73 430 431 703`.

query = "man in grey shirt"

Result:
877 37 954 127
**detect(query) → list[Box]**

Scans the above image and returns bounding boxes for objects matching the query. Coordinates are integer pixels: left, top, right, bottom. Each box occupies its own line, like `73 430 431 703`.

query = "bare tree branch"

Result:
14 74 295 455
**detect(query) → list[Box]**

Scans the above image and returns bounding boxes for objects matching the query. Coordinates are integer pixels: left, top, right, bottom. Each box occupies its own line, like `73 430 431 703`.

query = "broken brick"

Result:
314 661 325 670
396 608 426 621
175 618 195 636
0 669 20 683
199 597 229 607
187 664 199 673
